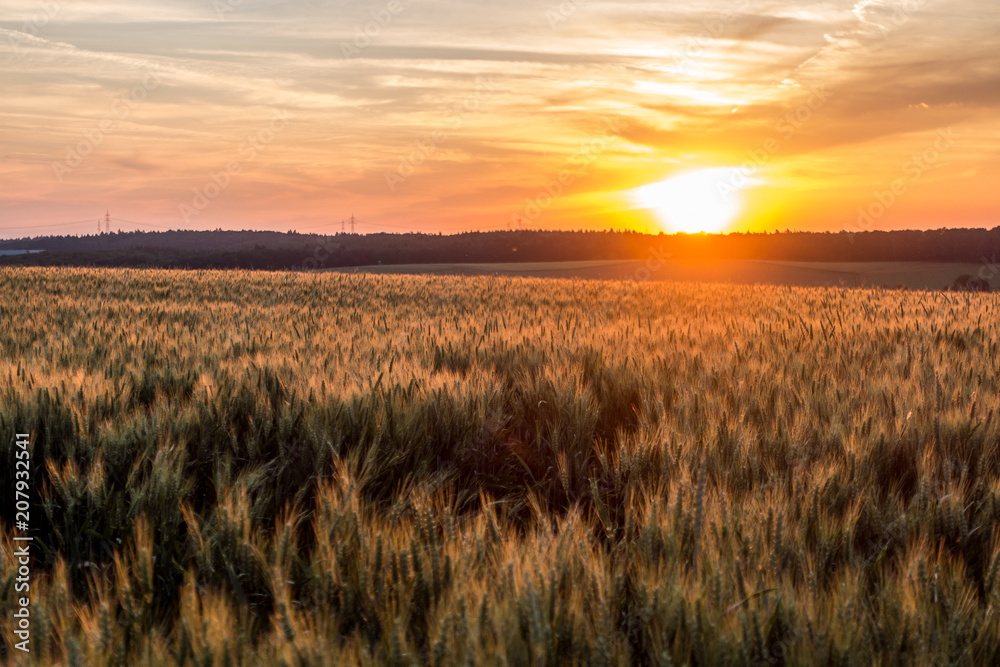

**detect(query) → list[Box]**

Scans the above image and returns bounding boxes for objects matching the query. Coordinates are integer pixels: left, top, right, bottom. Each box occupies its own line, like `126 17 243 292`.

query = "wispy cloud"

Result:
0 0 997 234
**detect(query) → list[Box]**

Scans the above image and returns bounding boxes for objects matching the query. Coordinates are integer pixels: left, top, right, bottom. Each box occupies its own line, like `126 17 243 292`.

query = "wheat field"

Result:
1 267 999 665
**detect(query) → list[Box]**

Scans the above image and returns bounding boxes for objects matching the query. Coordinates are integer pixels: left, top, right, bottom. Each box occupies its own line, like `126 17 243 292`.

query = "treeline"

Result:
1 227 999 269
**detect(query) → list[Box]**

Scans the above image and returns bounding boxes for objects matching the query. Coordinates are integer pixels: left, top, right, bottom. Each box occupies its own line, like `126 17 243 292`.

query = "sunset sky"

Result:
1 0 998 237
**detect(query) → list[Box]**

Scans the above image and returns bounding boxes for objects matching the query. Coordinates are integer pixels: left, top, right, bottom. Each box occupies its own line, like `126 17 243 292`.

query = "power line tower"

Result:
341 220 345 234
97 218 102 234
350 213 356 234
104 210 111 234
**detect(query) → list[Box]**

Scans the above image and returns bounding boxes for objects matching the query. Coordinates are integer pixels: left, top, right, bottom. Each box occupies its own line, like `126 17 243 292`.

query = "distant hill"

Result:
0 228 998 271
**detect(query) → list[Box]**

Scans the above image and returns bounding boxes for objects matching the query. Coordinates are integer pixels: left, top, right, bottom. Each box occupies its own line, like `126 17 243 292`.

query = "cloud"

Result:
0 0 997 234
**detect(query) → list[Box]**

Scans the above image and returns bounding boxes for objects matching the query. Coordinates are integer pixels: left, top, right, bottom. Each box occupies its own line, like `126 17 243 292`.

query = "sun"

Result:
631 167 750 233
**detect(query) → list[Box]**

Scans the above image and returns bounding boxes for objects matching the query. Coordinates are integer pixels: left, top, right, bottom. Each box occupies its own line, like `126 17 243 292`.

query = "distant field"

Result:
334 259 989 290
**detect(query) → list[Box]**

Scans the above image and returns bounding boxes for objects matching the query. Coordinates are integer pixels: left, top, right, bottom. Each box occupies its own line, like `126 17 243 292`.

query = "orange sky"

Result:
1 0 998 238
